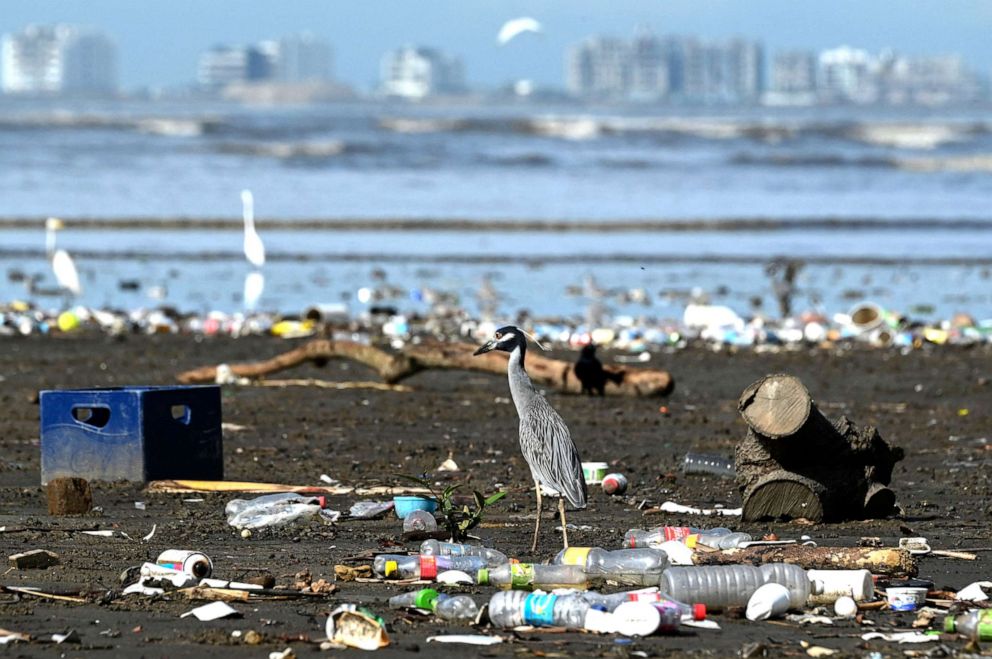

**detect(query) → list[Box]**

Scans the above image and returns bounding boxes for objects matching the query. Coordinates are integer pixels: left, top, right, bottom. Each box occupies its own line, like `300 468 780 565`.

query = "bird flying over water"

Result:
497 17 542 45
475 325 586 551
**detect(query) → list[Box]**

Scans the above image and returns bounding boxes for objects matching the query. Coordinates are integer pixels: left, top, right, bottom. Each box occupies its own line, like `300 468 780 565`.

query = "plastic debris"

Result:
861 632 940 644
181 602 241 621
426 634 503 645
325 605 389 651
349 500 394 519
955 581 992 602
659 501 742 516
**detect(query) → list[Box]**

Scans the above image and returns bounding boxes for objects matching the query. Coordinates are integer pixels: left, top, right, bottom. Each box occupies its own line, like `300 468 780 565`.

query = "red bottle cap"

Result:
419 555 437 580
693 603 707 620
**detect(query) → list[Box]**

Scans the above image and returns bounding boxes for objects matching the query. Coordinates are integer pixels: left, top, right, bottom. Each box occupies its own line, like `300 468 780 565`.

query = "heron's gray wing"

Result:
519 400 587 509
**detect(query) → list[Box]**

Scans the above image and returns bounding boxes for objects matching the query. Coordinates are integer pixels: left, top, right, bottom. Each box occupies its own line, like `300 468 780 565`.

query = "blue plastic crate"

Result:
40 385 223 484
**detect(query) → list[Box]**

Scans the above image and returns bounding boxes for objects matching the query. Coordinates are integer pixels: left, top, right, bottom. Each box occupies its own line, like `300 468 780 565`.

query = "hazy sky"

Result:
2 0 990 90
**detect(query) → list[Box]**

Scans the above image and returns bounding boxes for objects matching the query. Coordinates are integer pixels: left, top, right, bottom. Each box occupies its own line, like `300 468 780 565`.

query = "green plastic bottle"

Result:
944 610 992 641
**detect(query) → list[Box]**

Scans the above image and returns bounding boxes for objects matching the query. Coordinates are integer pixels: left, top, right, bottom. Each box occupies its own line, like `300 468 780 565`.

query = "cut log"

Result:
47 477 93 516
863 482 896 519
742 469 827 522
176 339 674 398
738 373 813 438
692 545 916 577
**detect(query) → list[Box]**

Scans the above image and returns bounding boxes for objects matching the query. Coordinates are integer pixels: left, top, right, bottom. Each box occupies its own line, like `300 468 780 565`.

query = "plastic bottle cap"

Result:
413 589 439 610
612 602 661 637
315 496 326 509
692 603 706 621
476 568 489 585
944 616 956 633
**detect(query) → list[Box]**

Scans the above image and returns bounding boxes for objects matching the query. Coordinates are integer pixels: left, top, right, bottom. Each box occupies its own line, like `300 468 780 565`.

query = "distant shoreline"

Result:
1 216 991 233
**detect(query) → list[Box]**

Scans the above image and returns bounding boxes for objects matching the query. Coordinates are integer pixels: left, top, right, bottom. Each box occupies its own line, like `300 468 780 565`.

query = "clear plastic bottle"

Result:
434 595 479 623
660 565 764 610
944 610 992 641
373 554 488 580
477 563 590 590
687 531 752 550
488 591 589 629
552 547 669 587
758 563 811 609
420 539 508 567
402 510 438 533
388 588 439 610
681 452 736 478
624 526 731 548
225 493 325 530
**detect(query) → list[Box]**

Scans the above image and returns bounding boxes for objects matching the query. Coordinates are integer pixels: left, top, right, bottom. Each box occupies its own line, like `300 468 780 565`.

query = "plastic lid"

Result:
476 568 489 585
612 602 661 637
944 616 956 633
692 603 707 621
414 589 439 610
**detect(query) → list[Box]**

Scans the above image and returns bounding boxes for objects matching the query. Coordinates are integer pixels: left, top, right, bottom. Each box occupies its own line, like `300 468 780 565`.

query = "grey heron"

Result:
474 325 587 551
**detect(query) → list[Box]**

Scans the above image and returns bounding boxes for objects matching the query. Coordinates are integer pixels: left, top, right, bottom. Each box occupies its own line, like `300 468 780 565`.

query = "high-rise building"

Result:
629 31 668 101
565 37 631 98
818 46 877 103
1 24 116 95
197 45 273 88
379 46 464 99
772 51 817 94
277 33 332 82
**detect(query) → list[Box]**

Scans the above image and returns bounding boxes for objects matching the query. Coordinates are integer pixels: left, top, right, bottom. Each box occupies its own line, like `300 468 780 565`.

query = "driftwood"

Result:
146 479 430 496
736 374 903 523
176 339 674 397
692 545 916 577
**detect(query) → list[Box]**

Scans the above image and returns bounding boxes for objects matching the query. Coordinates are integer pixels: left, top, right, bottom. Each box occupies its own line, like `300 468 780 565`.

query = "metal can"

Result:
601 473 628 495
155 549 213 579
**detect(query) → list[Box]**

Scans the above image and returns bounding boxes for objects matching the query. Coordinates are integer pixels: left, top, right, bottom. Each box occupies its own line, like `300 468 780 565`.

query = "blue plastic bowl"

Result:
393 496 437 519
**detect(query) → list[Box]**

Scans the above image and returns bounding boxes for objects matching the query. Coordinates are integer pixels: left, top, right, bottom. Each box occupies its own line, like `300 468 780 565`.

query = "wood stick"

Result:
691 545 917 577
146 479 430 496
175 339 674 397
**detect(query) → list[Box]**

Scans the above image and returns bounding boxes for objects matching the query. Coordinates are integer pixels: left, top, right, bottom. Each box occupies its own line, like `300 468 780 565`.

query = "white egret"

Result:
44 217 81 297
497 17 543 45
241 189 265 268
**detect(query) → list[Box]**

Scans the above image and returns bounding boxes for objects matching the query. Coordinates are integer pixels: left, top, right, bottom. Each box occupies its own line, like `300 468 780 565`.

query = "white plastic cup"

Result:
886 587 927 612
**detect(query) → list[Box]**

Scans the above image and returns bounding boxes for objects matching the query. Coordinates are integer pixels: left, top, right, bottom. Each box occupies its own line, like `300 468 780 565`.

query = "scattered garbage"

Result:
349 500 394 519
625 526 751 550
681 452 736 479
581 462 609 485
420 539 508 567
156 550 213 579
551 547 669 587
325 605 389 650
425 634 503 645
226 493 339 529
9 549 60 570
886 587 927 611
402 509 438 534
944 609 992 641
477 563 590 590
746 583 792 621
181 601 241 621
393 496 437 519
601 473 628 495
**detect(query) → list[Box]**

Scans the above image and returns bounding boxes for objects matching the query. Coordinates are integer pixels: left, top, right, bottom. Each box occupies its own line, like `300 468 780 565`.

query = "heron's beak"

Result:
473 339 495 356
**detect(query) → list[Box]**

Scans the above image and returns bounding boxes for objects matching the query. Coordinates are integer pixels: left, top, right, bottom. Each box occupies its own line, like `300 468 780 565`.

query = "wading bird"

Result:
45 217 81 300
474 326 586 551
240 190 265 310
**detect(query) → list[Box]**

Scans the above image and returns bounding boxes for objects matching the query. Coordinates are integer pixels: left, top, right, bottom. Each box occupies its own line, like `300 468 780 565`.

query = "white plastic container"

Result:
581 462 609 485
807 569 874 605
746 583 791 621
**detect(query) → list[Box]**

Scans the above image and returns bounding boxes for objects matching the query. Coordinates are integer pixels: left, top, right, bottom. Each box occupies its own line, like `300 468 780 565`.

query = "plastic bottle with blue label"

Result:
551 547 669 587
373 554 487 580
488 591 589 629
420 539 508 567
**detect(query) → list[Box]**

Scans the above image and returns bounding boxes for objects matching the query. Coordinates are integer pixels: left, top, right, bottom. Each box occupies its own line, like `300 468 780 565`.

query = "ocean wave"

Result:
730 153 898 169
895 154 992 173
213 140 351 159
478 152 555 167
0 112 223 135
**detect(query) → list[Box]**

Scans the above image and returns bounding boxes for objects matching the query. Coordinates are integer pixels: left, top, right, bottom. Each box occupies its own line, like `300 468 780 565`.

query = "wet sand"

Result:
1 334 990 657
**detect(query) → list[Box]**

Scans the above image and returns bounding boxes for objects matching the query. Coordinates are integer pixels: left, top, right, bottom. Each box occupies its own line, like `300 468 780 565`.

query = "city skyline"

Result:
0 0 990 92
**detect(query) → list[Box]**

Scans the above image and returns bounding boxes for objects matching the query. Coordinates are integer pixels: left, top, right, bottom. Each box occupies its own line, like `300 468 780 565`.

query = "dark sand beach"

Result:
1 334 990 657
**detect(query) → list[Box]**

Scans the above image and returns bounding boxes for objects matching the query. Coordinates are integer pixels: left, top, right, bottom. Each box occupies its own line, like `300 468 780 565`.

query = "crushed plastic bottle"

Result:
681 452 736 478
624 526 731 548
552 547 669 587
477 563 590 590
581 589 706 620
388 588 439 610
944 610 992 641
488 591 589 629
402 509 438 533
420 539 508 567
373 554 487 580
225 493 328 530
434 595 479 623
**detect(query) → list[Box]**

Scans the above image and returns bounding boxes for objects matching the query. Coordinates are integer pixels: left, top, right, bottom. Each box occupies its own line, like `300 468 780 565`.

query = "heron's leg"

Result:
558 497 569 548
530 480 543 553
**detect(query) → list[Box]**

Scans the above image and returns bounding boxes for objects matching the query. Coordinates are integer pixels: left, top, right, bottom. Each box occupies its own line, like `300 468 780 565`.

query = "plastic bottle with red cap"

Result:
624 526 751 550
372 554 487 580
551 547 669 586
581 589 706 621
420 539 508 567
